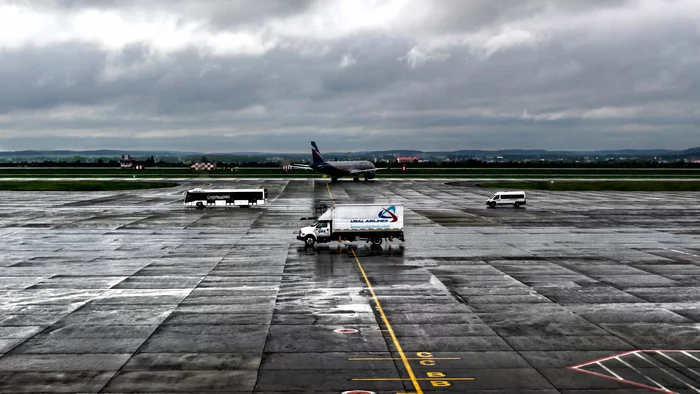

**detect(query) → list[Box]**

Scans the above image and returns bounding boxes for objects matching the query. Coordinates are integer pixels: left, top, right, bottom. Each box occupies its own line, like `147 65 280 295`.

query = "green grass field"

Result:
477 180 700 191
0 181 179 191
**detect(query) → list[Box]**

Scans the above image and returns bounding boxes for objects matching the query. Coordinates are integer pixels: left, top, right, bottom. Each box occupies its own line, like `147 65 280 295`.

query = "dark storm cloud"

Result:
28 0 319 29
0 0 699 151
415 0 634 34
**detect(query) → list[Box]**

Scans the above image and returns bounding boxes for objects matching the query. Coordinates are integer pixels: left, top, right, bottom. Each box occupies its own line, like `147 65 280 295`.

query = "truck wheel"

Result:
304 236 316 247
371 237 382 245
196 202 204 209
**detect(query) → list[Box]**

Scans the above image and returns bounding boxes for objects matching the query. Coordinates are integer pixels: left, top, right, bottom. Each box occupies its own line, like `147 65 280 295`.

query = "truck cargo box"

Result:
320 204 404 232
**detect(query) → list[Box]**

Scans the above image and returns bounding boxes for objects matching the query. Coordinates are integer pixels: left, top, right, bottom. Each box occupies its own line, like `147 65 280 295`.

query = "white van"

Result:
486 191 527 208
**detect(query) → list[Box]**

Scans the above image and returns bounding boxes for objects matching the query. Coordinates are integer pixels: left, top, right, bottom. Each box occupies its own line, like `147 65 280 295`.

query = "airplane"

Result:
291 141 385 182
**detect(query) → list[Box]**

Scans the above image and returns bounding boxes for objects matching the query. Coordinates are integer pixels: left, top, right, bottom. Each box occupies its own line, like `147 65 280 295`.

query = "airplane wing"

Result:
348 167 387 175
289 164 314 170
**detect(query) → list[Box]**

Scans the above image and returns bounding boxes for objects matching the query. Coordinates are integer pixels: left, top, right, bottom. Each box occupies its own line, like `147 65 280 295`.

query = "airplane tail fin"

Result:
311 141 326 165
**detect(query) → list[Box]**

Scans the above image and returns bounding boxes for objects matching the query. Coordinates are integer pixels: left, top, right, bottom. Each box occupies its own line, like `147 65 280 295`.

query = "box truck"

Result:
297 204 405 247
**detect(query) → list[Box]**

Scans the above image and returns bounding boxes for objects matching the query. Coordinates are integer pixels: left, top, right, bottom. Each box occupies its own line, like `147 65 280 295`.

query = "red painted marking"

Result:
568 349 641 369
341 391 376 394
568 367 674 394
334 328 359 334
568 350 700 393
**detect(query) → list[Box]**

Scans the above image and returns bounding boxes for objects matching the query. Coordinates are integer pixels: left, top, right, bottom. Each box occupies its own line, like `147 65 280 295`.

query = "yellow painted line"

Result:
351 249 423 394
325 182 335 206
352 378 475 381
348 357 461 361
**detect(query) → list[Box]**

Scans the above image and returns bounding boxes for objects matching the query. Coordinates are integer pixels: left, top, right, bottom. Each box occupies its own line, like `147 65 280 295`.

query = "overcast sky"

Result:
1 0 699 152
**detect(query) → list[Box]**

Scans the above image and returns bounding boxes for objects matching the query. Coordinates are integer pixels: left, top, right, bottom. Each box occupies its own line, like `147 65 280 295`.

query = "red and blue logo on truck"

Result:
378 206 398 222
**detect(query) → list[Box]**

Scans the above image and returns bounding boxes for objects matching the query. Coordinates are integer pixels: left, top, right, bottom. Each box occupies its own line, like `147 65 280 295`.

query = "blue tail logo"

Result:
311 141 326 165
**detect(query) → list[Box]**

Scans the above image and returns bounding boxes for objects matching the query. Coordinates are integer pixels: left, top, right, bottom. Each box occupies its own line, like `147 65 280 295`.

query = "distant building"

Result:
396 156 419 163
191 162 216 171
120 154 134 169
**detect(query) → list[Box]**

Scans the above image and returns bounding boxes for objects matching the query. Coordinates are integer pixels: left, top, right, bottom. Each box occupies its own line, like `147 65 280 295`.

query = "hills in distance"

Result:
0 147 699 162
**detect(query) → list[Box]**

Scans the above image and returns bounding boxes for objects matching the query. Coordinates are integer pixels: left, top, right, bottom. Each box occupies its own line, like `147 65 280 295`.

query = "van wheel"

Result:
514 202 520 208
304 236 316 247
371 237 382 245
488 202 496 208
196 202 204 209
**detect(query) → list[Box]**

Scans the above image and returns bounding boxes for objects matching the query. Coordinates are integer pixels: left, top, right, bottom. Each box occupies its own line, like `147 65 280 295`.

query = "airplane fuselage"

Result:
310 160 375 178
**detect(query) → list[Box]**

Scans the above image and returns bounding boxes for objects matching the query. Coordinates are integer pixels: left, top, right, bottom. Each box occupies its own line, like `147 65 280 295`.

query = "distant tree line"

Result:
1 157 698 168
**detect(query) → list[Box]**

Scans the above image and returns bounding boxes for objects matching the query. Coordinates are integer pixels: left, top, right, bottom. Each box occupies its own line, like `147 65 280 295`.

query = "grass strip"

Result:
477 180 700 191
0 181 178 191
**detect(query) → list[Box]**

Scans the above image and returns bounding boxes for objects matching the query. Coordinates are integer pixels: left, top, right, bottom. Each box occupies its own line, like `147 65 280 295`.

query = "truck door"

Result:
314 221 331 240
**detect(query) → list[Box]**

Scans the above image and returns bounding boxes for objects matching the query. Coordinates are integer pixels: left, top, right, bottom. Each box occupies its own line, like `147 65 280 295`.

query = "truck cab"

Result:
298 210 333 246
299 221 331 246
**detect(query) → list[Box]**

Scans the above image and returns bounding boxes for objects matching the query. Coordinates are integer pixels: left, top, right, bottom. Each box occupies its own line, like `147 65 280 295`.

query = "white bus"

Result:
486 191 527 208
183 187 268 208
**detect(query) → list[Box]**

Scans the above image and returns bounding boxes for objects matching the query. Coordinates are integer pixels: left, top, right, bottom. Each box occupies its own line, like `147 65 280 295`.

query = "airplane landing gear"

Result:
353 177 360 182
331 176 338 183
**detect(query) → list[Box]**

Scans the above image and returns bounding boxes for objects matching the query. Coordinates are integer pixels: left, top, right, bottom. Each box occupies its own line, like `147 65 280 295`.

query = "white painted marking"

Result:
667 248 699 257
682 351 700 363
635 352 699 393
599 360 623 380
656 352 700 389
620 354 670 392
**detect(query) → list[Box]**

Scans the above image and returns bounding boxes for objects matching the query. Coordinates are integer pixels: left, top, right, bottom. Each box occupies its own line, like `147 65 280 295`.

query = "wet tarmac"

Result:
1 178 699 393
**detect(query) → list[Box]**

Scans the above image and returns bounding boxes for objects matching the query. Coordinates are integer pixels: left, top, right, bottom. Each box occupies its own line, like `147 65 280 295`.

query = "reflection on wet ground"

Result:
0 178 699 393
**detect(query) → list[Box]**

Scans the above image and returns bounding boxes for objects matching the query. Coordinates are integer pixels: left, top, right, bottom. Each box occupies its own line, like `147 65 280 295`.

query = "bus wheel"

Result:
196 202 204 209
304 236 316 247
371 237 382 245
